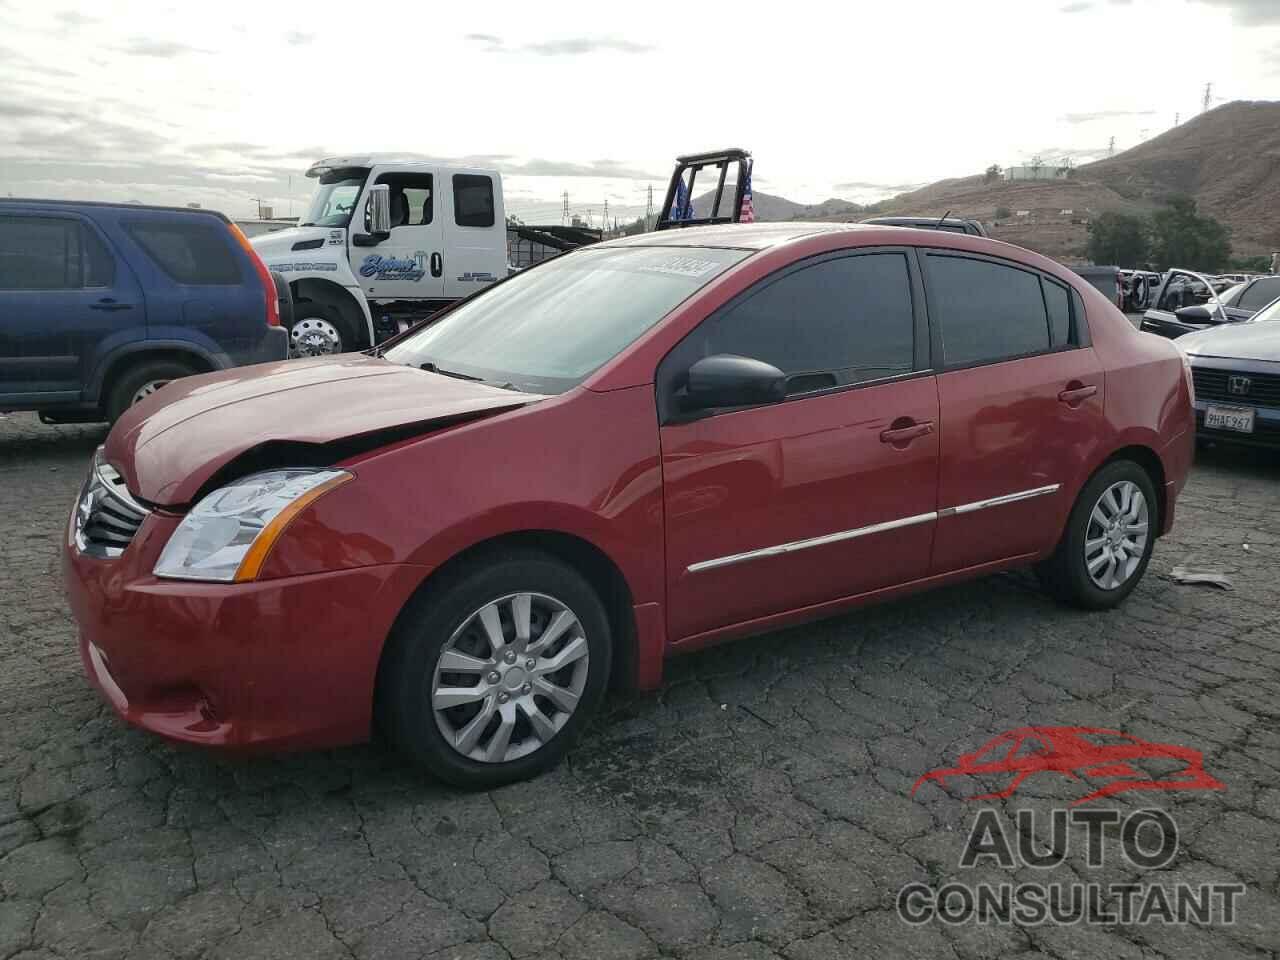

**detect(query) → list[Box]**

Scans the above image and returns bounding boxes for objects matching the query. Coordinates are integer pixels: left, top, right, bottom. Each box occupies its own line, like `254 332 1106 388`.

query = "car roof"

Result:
0 198 230 221
862 216 978 227
599 221 877 251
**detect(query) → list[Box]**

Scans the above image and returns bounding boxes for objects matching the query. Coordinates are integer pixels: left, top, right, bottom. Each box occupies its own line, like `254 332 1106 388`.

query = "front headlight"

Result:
154 468 352 582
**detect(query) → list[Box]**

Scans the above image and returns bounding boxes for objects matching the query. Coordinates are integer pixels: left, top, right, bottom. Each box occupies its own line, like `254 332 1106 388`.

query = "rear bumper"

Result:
63 517 427 751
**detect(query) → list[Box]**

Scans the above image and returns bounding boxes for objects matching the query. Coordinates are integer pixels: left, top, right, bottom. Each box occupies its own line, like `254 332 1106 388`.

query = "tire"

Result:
105 359 197 424
289 300 356 358
378 548 612 789
1035 460 1158 610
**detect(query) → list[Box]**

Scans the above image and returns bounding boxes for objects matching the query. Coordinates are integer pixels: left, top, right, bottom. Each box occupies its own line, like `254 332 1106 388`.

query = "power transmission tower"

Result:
645 185 654 231
1108 136 1115 157
602 198 609 234
561 191 569 226
1202 82 1212 113
1174 112 1180 126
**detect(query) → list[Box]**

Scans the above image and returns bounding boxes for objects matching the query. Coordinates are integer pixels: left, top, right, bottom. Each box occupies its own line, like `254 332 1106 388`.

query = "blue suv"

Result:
0 200 290 424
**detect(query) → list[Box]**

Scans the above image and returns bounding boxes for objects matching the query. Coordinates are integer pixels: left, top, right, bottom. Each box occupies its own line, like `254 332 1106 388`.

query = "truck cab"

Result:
253 157 507 356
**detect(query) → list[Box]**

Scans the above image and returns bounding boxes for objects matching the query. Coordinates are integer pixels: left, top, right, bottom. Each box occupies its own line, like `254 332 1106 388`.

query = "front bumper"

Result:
62 508 426 751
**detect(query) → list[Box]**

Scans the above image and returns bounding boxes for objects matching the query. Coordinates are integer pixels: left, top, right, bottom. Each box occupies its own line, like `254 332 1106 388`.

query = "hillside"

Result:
812 100 1280 262
693 188 861 222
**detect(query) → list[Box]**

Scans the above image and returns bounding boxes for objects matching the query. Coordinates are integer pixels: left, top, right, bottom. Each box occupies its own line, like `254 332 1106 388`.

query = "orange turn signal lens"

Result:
232 473 353 582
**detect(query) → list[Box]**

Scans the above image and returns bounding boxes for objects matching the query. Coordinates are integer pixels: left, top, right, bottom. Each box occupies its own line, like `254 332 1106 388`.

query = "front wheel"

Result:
1036 461 1158 610
105 359 197 424
378 550 612 788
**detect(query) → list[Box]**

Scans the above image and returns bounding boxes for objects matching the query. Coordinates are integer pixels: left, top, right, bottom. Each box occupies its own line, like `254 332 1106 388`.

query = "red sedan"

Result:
63 223 1194 787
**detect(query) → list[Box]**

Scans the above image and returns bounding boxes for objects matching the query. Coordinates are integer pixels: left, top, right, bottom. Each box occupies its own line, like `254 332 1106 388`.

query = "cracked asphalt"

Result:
2 410 1279 960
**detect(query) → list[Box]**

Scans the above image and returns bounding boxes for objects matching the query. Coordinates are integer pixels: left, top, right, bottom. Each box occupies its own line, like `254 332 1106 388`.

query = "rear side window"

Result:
126 221 240 284
1043 278 1071 347
926 254 1050 366
453 175 495 228
1237 277 1280 312
674 252 916 393
0 216 115 289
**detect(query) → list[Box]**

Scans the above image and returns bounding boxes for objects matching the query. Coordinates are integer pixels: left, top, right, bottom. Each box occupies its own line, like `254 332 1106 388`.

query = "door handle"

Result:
90 299 133 312
880 418 935 445
430 252 443 278
1058 383 1098 406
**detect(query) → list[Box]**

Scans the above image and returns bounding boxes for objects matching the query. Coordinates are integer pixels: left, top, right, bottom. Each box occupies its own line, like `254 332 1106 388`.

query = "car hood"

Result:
250 226 343 263
105 356 545 506
1179 322 1280 362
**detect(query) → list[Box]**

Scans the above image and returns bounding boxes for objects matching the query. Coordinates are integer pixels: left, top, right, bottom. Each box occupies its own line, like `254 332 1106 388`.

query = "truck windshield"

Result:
383 245 750 394
300 169 369 227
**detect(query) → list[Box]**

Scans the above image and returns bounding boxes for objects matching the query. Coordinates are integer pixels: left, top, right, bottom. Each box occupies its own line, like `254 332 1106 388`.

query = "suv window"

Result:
126 221 240 284
926 254 1051 366
376 172 433 227
670 252 916 395
1237 277 1280 312
453 175 495 228
0 216 115 289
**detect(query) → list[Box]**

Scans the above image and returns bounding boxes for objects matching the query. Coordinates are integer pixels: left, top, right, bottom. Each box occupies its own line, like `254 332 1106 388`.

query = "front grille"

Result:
1192 367 1280 407
73 453 150 558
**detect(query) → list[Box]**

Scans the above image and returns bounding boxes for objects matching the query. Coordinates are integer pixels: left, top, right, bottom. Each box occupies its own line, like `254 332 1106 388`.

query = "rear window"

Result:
453 175 495 228
1238 277 1280 312
126 220 240 284
1043 278 1071 346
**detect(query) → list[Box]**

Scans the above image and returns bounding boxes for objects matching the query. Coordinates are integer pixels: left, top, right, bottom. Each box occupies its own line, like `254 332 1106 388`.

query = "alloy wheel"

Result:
431 592 590 763
131 380 170 405
1084 480 1149 590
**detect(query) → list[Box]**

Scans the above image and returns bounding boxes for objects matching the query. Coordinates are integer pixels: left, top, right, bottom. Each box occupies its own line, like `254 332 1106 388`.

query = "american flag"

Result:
739 162 755 223
672 176 694 221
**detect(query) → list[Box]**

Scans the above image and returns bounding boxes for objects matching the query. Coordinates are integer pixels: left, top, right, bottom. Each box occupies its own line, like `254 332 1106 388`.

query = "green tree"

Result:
1085 212 1148 266
1147 196 1231 272
984 164 1002 184
994 205 1012 220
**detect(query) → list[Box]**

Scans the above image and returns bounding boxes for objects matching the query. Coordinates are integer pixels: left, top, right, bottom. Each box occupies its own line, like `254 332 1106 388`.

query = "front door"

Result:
919 251 1107 573
658 249 939 642
352 169 445 302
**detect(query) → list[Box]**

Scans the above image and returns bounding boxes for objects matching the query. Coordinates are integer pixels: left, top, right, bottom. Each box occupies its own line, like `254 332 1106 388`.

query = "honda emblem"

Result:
1228 375 1252 396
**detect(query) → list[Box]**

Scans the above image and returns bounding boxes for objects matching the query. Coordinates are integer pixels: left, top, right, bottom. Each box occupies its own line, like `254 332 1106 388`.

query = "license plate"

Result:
1205 405 1255 433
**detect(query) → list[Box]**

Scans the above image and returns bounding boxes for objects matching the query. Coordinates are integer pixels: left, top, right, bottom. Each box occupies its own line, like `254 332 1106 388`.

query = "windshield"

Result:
384 245 750 393
300 168 369 227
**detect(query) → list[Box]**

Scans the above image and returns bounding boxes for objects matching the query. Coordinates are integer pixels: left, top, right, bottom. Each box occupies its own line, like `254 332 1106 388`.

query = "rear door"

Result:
922 251 1105 573
441 172 505 299
352 168 445 302
0 211 141 402
659 248 939 642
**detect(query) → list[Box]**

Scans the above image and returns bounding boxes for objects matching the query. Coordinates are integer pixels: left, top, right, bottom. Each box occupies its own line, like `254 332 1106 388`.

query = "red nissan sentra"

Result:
63 223 1194 787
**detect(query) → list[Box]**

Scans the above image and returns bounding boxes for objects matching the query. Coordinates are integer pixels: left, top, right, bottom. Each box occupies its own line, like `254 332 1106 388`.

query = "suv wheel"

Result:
378 549 611 788
105 359 197 424
1036 460 1158 610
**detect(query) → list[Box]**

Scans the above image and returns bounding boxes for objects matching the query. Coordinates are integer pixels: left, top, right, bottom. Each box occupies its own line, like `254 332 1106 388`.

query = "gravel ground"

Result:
2 410 1278 960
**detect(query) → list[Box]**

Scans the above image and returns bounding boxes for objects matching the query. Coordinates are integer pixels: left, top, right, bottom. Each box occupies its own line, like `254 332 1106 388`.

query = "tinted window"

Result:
377 172 433 227
0 216 76 289
126 221 240 284
82 225 115 287
1043 278 1071 347
453 175 495 228
677 253 916 393
1237 277 1280 312
926 255 1050 366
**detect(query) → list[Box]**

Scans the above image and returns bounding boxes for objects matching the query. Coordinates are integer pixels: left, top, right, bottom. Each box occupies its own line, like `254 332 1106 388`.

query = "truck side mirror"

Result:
354 184 392 247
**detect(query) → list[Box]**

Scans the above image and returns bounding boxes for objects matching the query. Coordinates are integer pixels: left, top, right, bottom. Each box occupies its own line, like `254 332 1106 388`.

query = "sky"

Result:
1 0 1278 226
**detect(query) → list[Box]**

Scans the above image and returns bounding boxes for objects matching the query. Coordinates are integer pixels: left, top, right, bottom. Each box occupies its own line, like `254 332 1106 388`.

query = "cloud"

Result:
1059 1 1092 11
284 30 313 46
114 37 210 58
834 180 926 192
1062 109 1156 124
508 157 664 179
55 10 97 26
467 33 652 56
1195 0 1280 24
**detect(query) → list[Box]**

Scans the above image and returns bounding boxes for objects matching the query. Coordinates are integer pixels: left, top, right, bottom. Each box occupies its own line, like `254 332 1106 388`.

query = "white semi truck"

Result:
252 157 510 355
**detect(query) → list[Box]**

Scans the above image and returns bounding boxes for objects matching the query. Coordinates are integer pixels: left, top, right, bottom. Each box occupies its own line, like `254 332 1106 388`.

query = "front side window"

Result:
126 221 240 284
669 253 916 395
1238 277 1280 312
453 175 495 228
926 254 1051 366
302 168 369 227
374 172 433 229
384 245 749 394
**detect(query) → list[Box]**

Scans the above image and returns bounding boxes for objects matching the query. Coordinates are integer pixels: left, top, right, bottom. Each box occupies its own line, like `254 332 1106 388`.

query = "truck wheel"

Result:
105 359 197 424
290 301 353 358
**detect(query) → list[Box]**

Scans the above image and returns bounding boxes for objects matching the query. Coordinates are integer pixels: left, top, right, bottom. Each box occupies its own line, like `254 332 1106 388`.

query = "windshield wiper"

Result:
419 361 483 382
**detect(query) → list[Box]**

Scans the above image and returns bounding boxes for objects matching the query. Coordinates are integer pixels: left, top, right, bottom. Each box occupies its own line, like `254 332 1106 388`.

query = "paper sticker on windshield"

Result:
637 256 722 279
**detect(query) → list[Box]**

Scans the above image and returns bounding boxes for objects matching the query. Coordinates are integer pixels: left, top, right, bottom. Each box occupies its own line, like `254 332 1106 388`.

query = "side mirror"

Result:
353 184 392 246
1175 305 1214 324
683 354 786 411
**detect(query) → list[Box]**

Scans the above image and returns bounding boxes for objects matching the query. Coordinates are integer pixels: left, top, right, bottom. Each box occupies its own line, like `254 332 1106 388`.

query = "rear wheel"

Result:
378 549 611 788
289 301 354 357
1036 460 1157 610
105 359 197 424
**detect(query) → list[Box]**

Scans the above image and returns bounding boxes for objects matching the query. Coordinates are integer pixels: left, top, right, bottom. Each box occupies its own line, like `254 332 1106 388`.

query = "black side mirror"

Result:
683 354 786 411
1175 305 1214 324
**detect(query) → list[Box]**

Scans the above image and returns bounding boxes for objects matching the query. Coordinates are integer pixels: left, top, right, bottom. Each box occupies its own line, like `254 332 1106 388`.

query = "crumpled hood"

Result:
1180 322 1280 363
105 356 544 505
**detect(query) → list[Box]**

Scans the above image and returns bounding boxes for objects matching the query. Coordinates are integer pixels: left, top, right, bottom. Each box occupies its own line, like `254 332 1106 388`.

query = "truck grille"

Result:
73 452 150 558
1192 367 1280 407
